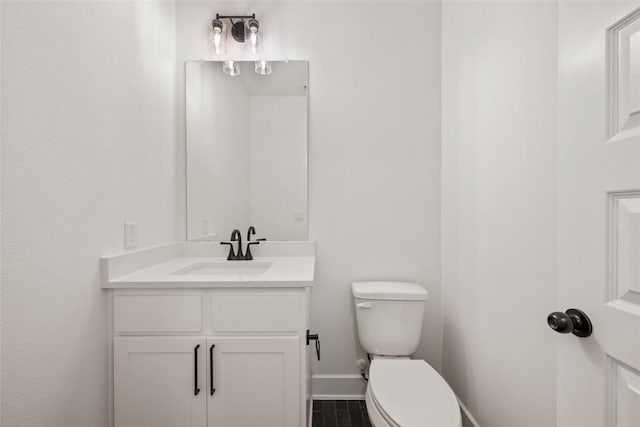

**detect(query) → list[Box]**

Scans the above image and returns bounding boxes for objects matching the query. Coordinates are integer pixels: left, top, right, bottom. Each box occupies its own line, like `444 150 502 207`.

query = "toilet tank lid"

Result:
352 281 428 301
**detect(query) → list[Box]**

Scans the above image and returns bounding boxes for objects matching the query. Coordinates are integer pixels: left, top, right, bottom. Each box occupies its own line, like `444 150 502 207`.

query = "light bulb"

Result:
245 19 262 55
213 30 223 54
222 60 240 76
255 60 272 76
209 19 227 56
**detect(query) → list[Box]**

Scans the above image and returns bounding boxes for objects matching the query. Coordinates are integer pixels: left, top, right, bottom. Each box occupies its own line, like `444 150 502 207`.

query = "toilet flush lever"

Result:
306 330 321 361
357 302 372 309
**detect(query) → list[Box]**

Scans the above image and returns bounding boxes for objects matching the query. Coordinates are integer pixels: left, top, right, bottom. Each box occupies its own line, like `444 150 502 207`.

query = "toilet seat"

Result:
367 359 461 427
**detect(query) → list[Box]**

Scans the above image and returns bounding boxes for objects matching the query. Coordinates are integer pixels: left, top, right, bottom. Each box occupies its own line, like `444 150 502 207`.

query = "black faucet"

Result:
220 229 243 260
221 227 266 261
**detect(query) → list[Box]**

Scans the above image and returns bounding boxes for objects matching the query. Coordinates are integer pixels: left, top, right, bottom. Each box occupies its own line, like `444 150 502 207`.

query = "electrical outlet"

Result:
124 222 138 249
202 218 209 235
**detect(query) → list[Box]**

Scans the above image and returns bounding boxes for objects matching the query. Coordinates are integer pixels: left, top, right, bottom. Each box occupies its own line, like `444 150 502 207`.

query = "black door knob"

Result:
547 309 592 338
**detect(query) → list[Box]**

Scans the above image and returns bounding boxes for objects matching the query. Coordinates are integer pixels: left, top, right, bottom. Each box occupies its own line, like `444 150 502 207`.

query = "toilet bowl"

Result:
352 281 461 427
365 359 461 427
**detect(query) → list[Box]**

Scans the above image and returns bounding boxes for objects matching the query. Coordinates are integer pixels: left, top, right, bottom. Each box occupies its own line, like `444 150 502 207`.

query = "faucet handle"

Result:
220 241 236 260
244 240 264 260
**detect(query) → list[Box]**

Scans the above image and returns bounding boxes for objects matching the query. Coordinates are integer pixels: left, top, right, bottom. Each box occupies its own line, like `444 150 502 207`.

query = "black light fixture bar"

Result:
212 12 262 55
216 13 256 20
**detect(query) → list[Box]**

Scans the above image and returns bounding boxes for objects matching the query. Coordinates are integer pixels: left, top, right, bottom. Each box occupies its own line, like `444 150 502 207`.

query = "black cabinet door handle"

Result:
209 344 216 396
194 344 201 396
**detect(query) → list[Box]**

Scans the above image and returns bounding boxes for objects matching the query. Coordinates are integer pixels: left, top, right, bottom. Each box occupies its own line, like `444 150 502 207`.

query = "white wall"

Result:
250 96 307 240
186 61 250 240
1 2 178 425
176 1 442 394
441 2 558 426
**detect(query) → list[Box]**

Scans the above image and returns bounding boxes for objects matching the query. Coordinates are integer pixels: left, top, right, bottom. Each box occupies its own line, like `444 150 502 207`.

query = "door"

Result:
557 2 640 426
114 337 206 427
207 336 300 427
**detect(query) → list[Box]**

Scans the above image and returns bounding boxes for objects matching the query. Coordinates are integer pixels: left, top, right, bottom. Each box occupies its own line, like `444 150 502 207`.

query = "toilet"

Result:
352 281 461 427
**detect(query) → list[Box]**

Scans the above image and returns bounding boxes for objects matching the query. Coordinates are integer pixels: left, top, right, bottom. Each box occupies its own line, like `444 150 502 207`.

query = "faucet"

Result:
220 229 243 260
245 226 266 261
220 227 266 260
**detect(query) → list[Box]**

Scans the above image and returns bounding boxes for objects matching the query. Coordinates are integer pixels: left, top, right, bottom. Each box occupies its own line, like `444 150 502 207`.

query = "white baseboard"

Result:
311 374 480 427
312 394 366 400
311 374 366 400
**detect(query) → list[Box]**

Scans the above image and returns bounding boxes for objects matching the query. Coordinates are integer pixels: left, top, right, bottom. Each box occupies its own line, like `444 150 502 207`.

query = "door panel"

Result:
612 194 640 299
207 336 300 427
113 295 203 333
114 337 206 427
558 2 640 426
609 359 640 426
209 293 301 333
609 7 640 140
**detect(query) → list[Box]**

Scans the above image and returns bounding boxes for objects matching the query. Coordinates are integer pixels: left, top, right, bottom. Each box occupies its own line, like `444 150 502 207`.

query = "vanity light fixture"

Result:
210 13 263 57
211 14 269 77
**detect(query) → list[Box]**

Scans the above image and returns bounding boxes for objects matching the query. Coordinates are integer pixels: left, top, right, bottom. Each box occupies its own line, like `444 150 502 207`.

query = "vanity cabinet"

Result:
109 288 311 427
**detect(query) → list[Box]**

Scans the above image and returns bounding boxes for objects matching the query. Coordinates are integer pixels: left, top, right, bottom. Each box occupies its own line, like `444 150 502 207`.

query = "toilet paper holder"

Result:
306 330 321 361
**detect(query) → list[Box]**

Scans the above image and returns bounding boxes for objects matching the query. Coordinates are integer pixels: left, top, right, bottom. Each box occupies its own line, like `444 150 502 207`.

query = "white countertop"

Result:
101 241 316 289
103 256 315 288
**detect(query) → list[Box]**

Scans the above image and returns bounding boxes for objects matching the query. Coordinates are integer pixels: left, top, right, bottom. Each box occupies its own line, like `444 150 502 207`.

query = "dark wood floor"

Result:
313 400 372 427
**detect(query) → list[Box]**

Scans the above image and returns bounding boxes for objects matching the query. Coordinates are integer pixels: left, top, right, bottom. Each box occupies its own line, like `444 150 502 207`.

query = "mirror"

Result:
185 60 308 241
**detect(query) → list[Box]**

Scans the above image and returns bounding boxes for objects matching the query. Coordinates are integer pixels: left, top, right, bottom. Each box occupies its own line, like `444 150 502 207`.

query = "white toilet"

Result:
352 281 461 427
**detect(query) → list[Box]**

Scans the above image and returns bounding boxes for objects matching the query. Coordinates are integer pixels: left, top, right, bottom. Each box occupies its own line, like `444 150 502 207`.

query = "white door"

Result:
206 336 300 427
558 2 640 426
114 337 207 427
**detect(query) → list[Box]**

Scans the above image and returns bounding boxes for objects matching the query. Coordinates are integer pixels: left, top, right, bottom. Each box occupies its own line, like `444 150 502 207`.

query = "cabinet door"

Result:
114 337 207 427
207 336 300 427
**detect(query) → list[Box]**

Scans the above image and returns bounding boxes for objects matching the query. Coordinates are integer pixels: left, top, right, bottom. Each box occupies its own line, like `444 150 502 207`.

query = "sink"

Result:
172 261 273 276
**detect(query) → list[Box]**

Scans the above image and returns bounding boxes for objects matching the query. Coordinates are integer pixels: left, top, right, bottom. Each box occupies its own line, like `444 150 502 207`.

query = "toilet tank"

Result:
352 281 428 356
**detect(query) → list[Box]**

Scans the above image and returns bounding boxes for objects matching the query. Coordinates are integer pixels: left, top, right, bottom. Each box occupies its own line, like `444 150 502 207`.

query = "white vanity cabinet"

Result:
109 288 311 427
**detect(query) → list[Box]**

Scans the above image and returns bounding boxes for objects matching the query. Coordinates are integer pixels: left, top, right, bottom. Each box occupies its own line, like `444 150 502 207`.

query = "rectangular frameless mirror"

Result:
185 60 308 241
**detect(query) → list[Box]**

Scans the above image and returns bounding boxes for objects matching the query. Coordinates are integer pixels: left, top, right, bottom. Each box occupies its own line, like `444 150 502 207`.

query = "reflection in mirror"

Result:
185 60 308 241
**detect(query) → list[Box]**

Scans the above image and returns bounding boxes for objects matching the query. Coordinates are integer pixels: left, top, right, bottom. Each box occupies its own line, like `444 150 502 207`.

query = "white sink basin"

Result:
172 261 273 276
